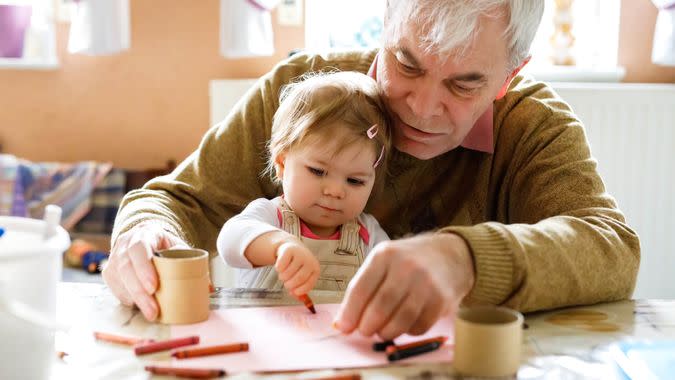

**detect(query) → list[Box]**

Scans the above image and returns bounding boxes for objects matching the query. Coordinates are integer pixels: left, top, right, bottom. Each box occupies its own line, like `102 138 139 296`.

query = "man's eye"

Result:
453 83 480 96
397 60 419 74
307 167 325 176
347 178 365 186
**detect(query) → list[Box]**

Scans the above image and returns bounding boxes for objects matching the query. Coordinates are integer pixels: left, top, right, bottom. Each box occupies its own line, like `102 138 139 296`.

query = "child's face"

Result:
276 129 377 237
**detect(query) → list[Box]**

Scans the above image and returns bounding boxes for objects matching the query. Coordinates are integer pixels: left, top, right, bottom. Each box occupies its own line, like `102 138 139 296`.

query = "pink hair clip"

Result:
367 124 378 139
373 146 385 168
367 124 384 168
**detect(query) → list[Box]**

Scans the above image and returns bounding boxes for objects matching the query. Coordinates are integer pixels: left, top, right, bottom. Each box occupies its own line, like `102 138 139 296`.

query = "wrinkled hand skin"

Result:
102 223 189 321
334 233 475 340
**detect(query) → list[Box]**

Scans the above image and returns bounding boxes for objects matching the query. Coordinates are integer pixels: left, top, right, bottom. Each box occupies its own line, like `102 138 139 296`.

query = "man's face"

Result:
378 14 512 159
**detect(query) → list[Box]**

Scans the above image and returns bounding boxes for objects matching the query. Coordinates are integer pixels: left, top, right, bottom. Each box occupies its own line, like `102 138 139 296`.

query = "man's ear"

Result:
496 56 531 100
274 153 286 181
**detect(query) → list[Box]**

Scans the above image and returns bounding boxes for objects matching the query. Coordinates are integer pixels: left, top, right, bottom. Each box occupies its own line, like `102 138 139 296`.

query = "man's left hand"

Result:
333 233 475 340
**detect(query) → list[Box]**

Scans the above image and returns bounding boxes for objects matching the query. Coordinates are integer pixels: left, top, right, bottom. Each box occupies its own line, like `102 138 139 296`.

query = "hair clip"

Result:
373 145 385 168
367 124 378 139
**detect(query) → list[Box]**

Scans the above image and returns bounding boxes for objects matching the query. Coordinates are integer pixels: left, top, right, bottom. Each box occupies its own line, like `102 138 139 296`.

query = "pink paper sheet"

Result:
168 304 454 373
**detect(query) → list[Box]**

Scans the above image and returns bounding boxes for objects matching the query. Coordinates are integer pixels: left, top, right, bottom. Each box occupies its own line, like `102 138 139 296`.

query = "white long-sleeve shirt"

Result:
217 197 389 288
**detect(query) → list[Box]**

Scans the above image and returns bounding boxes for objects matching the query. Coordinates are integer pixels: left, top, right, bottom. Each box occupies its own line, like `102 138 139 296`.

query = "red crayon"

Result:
384 336 448 355
298 293 316 314
134 335 200 356
144 365 226 378
172 342 249 359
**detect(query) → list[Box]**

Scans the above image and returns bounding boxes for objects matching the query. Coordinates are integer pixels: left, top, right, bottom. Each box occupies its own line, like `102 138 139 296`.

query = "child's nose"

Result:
322 179 345 199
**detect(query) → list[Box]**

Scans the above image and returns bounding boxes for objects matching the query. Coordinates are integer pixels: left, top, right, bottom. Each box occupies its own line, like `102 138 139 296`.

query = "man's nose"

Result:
322 178 345 199
406 85 444 119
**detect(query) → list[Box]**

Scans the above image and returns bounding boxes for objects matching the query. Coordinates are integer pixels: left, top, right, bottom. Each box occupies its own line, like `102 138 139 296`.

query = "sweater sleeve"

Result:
217 198 283 268
443 83 640 313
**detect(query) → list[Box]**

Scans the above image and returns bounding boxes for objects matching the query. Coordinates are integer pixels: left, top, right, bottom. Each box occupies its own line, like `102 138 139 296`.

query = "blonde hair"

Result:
384 0 544 71
267 71 391 189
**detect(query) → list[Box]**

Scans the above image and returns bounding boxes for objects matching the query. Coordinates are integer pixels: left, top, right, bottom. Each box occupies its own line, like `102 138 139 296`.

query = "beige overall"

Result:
253 199 366 291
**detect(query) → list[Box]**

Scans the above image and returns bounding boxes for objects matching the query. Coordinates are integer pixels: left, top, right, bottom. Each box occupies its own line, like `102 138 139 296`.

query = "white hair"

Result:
384 0 544 71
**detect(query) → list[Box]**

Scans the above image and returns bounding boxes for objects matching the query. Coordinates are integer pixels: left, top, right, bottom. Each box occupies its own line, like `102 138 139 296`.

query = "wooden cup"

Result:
153 248 210 324
453 306 523 377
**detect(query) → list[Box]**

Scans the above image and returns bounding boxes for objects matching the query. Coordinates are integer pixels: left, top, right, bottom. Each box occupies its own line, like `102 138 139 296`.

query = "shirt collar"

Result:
368 52 494 154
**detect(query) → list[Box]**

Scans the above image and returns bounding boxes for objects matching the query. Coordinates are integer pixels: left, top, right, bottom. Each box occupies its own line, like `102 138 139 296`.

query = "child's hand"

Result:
275 240 320 297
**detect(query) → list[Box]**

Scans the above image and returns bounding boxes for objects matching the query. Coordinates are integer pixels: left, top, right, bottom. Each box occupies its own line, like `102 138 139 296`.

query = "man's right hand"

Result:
102 223 189 321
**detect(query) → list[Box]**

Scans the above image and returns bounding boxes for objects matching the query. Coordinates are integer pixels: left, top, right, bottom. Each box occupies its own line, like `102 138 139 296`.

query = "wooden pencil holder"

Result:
153 248 210 324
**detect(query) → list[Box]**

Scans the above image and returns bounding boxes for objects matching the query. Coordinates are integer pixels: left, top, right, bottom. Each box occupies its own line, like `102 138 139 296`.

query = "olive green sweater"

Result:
113 50 640 313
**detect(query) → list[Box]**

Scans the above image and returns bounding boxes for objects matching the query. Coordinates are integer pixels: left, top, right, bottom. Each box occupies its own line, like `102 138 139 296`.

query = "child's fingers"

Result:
292 270 320 295
274 251 293 273
278 256 303 282
283 265 314 290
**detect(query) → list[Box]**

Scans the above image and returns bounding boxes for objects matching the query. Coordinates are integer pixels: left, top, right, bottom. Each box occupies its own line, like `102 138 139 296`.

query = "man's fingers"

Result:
408 296 447 336
356 273 408 336
377 290 426 340
127 240 158 294
119 256 158 321
334 249 388 333
101 262 134 306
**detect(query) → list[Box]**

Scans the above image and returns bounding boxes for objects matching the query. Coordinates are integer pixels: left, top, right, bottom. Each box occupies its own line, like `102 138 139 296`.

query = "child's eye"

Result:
307 166 325 177
347 178 365 186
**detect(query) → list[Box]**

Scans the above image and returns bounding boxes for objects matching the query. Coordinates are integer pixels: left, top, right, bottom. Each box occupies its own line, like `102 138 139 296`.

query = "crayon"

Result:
387 341 443 362
144 365 226 378
298 293 316 314
372 340 395 352
306 374 361 380
172 342 249 359
384 336 448 354
134 335 199 356
93 331 153 346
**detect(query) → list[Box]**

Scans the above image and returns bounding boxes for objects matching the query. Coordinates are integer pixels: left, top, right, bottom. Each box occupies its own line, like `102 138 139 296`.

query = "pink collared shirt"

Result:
367 52 494 154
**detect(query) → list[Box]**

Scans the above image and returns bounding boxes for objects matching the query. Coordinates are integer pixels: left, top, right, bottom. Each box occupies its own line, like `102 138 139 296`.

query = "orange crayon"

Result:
144 365 226 378
172 342 249 359
298 293 316 314
134 335 199 356
384 336 448 355
93 331 153 346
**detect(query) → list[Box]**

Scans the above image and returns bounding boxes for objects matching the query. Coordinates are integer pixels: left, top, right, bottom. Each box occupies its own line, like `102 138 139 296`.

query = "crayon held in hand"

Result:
144 365 226 378
134 335 199 356
172 342 249 359
93 331 153 346
298 293 316 314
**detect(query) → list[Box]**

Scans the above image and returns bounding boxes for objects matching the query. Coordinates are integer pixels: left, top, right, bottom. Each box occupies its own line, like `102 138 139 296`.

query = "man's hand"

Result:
102 223 189 321
275 241 320 297
333 233 475 340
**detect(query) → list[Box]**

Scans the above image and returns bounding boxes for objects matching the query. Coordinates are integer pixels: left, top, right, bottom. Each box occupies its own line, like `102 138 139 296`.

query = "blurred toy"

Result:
64 239 109 274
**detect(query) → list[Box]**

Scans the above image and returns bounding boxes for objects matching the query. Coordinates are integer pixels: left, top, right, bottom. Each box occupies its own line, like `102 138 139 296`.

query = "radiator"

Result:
210 80 675 298
553 83 675 299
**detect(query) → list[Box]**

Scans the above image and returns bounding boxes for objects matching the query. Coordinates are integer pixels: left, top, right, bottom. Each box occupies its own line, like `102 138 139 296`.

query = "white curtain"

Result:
652 1 675 66
68 0 130 55
220 0 280 58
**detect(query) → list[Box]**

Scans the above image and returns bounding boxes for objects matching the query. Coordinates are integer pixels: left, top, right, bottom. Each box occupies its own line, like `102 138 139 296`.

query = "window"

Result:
305 1 622 81
0 0 59 69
